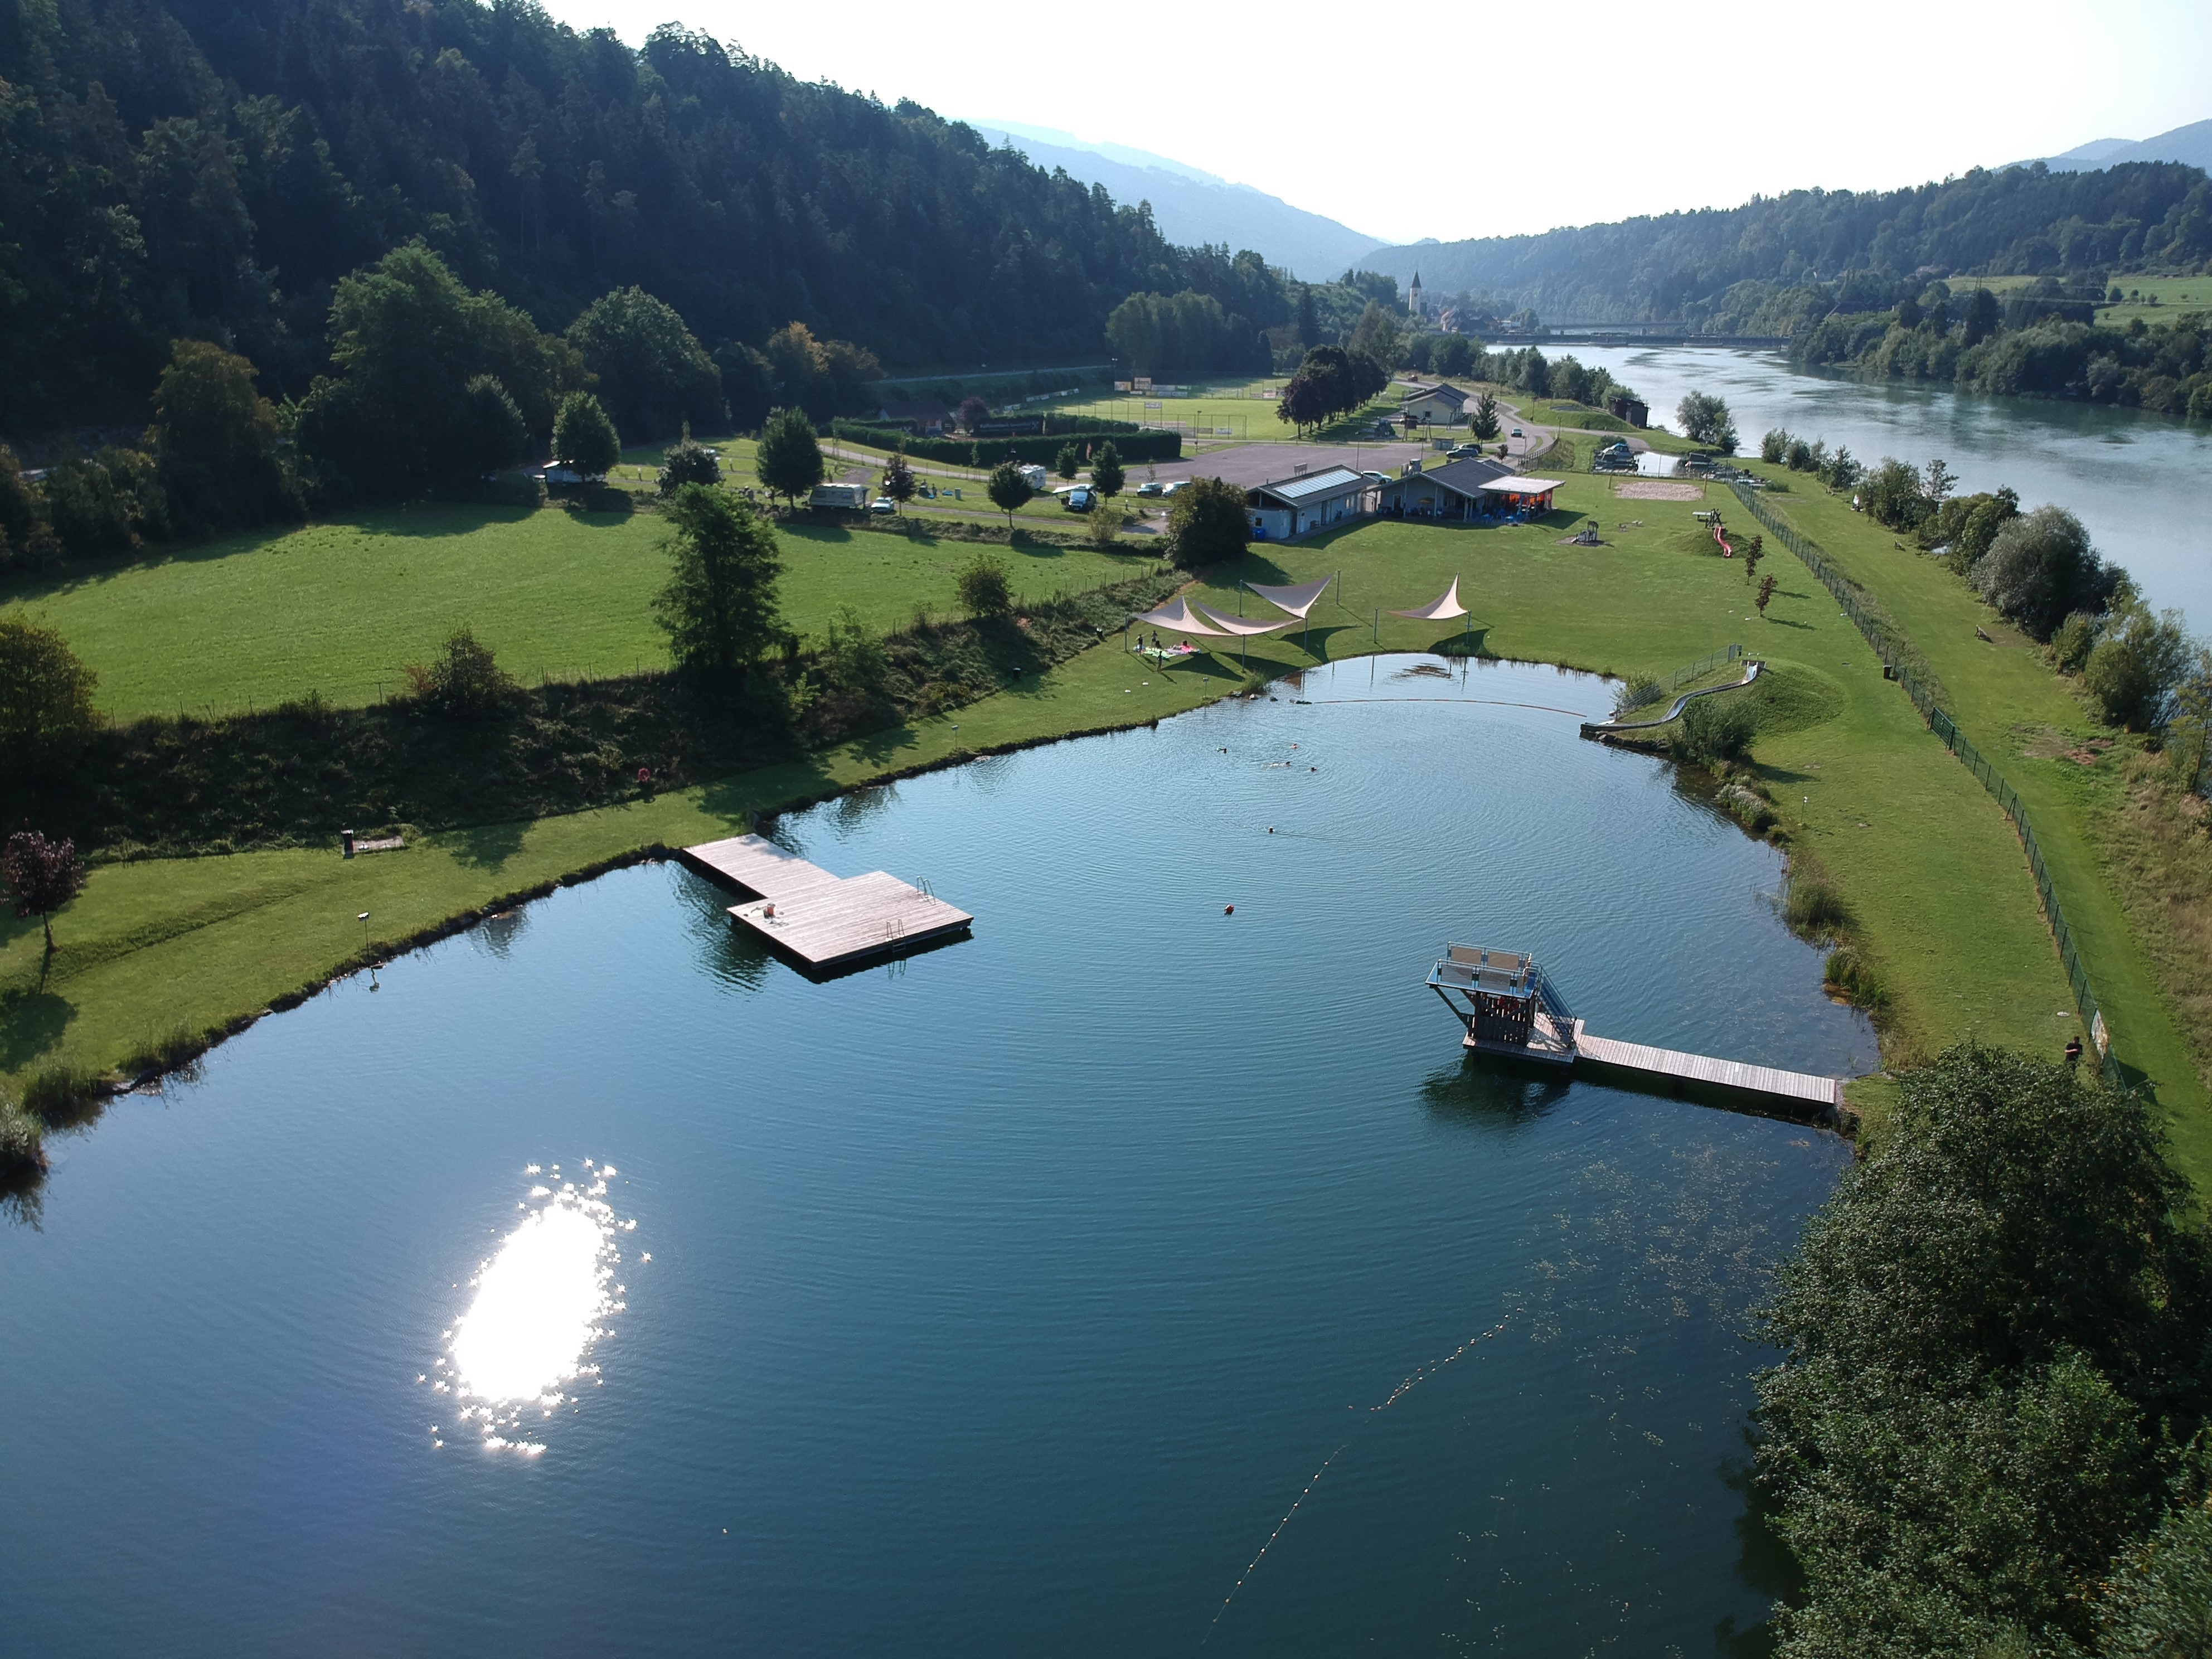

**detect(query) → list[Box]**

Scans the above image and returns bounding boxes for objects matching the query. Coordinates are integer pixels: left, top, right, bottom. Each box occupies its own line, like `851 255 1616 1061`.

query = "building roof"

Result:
879 399 951 422
1400 381 1469 405
1385 457 1513 496
1476 476 1564 493
1252 464 1371 504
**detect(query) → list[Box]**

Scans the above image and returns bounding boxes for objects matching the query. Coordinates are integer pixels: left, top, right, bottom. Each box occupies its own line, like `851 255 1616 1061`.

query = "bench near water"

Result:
678 834 972 971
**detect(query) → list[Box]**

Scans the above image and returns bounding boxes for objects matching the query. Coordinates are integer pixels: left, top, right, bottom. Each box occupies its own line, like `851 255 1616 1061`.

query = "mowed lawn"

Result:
0 505 1156 720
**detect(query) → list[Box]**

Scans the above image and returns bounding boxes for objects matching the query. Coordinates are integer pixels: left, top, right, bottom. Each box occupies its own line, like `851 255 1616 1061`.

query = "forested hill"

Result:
1360 163 2212 326
0 0 1289 433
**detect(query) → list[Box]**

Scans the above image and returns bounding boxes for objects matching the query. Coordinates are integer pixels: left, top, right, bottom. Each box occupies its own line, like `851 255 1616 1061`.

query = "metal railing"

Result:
1728 482 2121 1084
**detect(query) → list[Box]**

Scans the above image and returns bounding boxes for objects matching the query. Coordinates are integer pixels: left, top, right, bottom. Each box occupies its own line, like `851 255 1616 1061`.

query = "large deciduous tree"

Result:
1974 505 2118 639
147 339 294 532
0 618 100 775
565 287 725 442
986 459 1033 527
1675 390 1737 452
551 392 621 478
1166 476 1248 569
755 406 825 508
653 485 785 677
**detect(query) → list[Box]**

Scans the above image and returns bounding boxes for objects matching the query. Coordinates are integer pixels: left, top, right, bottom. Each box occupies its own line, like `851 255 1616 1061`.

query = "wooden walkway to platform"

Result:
677 835 972 970
1572 1030 1844 1111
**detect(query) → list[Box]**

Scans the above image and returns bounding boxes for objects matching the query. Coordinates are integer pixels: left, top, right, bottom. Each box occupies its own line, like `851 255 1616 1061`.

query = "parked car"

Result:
1136 480 1164 497
1161 479 1192 496
1510 427 1524 438
1063 487 1095 512
869 497 896 514
1447 444 1481 458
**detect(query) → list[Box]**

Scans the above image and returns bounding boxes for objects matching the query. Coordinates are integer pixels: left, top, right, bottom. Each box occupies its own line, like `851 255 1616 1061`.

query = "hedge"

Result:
830 420 1182 467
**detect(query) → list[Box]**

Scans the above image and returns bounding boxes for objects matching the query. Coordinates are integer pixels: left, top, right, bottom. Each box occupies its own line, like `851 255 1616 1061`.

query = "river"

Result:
0 657 1871 1657
1563 346 2212 631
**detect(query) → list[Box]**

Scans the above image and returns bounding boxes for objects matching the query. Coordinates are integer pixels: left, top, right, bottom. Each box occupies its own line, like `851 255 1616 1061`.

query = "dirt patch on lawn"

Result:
1612 479 1705 501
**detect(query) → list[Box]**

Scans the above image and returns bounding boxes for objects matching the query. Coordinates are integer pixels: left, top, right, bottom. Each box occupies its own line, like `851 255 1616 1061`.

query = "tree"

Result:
755 406 825 508
654 484 784 676
957 396 989 435
2084 606 2195 730
1054 443 1081 481
1469 392 1501 441
713 341 777 433
3 831 83 953
657 433 722 495
292 244 581 500
147 339 292 532
1277 372 1326 435
879 450 916 515
1754 573 1778 618
1975 505 2118 639
552 391 621 478
1743 535 1764 586
0 617 100 775
761 322 881 423
1676 390 1737 452
1817 444 1860 492
565 286 725 440
956 552 1012 619
1923 458 1958 505
1347 300 1407 372
1090 441 1125 499
1755 1044 2212 1658
1166 476 1248 569
1861 457 1928 530
986 459 1033 527
455 375 532 477
1760 428 1789 464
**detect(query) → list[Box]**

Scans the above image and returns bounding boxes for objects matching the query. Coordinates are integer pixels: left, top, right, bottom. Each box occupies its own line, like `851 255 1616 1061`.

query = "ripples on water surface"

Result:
0 657 1869 1656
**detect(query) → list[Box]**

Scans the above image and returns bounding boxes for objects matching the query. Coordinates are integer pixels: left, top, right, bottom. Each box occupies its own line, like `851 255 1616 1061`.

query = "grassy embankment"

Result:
1740 470 2212 1174
0 501 1157 719
6 460 2148 1170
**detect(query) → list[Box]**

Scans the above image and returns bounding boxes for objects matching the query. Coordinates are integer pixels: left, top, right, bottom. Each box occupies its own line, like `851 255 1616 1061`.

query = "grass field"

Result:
0 506 1157 719
10 459 2200 1190
1743 472 2212 1172
2095 274 2212 328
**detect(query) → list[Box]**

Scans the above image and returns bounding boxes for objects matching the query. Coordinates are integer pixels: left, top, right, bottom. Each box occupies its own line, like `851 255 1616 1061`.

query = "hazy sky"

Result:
542 0 2210 248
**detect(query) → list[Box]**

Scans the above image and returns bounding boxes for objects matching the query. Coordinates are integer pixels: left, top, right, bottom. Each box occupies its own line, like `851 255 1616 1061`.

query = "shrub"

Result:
956 552 1013 619
2050 610 2100 673
1784 871 1851 937
0 617 100 774
0 1094 45 1176
657 434 722 495
46 448 164 557
1612 677 1664 717
404 627 518 718
2084 605 2195 731
1670 693 1755 764
1084 503 1124 547
1760 428 1789 464
1822 947 1886 1008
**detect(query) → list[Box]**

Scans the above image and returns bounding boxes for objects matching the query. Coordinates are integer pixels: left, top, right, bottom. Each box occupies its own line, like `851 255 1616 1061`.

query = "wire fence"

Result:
1658 642 1744 696
1728 482 2119 1084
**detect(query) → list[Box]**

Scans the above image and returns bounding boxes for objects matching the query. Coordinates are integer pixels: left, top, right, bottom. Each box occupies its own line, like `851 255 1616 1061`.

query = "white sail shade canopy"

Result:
1129 596 1228 636
1192 603 1295 636
1390 577 1468 621
1246 575 1335 619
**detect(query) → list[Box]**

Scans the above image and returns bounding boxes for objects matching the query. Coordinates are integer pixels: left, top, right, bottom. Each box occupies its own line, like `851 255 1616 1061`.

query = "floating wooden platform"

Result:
677 834 972 971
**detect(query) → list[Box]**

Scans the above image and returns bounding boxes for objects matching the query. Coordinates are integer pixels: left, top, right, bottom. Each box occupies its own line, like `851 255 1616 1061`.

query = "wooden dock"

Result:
1570 1030 1844 1113
677 835 972 971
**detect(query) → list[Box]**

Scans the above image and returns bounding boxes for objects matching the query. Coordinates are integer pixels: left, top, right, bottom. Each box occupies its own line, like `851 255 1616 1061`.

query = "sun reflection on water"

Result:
425 1159 637 1456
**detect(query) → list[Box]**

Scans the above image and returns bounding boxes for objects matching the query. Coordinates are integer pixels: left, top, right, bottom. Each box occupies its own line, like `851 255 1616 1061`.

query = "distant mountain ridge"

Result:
967 120 1384 281
2008 119 2212 176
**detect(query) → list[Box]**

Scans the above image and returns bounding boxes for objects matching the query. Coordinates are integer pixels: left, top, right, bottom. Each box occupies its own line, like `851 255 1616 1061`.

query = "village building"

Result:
1607 395 1650 429
875 399 953 436
1398 381 1472 426
1376 456 1514 520
1244 465 1377 540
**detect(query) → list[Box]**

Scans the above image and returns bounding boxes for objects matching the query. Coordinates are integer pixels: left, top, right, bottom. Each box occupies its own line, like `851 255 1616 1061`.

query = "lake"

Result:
1566 345 2212 631
0 656 1871 1657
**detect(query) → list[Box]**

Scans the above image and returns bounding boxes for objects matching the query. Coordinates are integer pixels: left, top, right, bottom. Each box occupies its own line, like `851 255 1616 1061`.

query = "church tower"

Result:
1407 270 1424 318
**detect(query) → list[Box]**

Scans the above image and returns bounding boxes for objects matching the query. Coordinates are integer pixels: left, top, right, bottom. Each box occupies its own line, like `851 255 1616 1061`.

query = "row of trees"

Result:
1104 290 1270 377
1275 345 1390 435
1787 436 2208 751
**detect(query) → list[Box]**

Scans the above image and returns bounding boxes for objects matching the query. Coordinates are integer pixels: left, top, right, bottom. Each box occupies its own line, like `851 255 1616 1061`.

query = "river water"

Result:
1567 346 2212 631
0 657 1871 1657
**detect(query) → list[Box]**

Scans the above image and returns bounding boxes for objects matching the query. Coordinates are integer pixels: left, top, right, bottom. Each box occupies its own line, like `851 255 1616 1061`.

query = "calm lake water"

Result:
1 657 1871 1657
1571 345 2212 631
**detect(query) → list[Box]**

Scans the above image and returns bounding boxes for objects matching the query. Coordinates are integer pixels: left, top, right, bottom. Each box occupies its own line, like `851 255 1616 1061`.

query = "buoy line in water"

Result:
1202 1306 1523 1642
